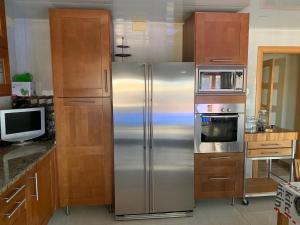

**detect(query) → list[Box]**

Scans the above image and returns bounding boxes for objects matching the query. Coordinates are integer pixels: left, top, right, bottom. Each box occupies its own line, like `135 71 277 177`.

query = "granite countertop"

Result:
0 141 55 194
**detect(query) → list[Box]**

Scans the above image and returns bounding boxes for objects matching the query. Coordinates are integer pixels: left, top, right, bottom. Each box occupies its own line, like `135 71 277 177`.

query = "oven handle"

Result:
201 115 239 119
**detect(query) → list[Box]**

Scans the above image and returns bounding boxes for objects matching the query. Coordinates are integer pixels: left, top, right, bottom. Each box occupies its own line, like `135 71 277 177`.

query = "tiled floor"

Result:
48 197 278 225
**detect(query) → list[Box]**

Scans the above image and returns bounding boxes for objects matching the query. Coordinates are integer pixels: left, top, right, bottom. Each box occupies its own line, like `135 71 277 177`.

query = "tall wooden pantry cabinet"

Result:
49 9 113 207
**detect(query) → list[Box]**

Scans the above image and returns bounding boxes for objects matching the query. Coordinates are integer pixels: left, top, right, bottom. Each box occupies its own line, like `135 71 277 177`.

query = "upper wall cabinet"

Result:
0 0 7 49
0 0 11 96
49 9 111 98
183 12 249 66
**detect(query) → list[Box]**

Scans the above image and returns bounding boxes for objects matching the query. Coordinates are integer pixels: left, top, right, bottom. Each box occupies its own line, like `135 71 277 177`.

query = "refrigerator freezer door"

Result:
150 63 194 213
113 63 149 215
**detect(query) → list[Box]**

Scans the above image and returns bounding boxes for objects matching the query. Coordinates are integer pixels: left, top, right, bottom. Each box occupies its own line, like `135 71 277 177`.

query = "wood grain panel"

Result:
182 14 195 62
195 12 249 65
55 97 113 207
49 9 111 98
245 131 298 142
0 0 7 49
248 141 292 149
195 153 244 199
195 95 246 104
247 148 292 158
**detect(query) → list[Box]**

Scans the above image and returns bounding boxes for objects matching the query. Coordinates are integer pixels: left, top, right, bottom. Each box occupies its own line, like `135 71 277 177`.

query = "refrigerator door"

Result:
113 63 150 215
150 63 194 213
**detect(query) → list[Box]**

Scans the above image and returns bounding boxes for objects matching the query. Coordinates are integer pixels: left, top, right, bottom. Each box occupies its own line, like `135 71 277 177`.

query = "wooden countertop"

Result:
244 128 298 142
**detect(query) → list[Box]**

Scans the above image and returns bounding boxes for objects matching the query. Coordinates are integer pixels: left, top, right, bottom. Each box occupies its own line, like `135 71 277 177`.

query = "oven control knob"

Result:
227 108 232 112
221 108 226 112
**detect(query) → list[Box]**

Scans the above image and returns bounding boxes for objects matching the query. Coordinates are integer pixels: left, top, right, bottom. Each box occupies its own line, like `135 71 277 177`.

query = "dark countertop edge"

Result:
0 145 56 195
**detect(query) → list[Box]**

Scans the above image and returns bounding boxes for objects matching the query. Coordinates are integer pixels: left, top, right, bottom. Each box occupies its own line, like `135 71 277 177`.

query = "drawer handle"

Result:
209 177 230 180
4 199 26 219
29 172 39 201
3 185 26 204
69 100 96 104
210 59 233 63
261 144 280 146
209 157 231 160
261 152 279 155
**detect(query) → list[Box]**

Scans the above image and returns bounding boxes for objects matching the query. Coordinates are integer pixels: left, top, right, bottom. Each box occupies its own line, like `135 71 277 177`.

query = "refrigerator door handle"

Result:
148 64 155 213
143 63 149 212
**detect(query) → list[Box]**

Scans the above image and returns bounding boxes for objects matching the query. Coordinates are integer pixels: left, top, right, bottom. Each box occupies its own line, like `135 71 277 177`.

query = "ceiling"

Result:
6 0 249 21
5 0 300 28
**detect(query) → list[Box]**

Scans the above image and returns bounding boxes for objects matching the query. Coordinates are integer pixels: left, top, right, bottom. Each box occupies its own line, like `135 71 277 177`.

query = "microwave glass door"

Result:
201 114 238 142
199 72 234 91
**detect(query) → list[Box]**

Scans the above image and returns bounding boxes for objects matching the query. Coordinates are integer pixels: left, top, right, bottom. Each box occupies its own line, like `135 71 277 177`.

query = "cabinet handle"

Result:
209 156 231 160
3 185 26 203
260 152 279 155
209 177 230 180
261 144 279 146
4 199 26 219
29 173 39 201
69 100 96 104
104 69 108 93
210 59 233 63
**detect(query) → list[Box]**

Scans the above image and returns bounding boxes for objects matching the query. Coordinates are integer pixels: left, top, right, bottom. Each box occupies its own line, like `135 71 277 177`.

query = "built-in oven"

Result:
195 103 245 153
196 66 246 94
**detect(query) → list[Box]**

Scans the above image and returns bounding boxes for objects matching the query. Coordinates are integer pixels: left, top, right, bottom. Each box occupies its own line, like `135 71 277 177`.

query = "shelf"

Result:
245 178 278 197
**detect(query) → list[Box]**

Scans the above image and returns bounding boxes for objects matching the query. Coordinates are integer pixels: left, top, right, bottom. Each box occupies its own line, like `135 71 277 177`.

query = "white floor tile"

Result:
48 197 279 225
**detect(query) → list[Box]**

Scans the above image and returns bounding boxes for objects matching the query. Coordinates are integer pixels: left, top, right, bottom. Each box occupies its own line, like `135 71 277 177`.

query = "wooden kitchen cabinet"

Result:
194 152 244 200
0 0 11 96
183 12 249 65
49 9 112 98
0 0 8 49
27 151 56 225
0 177 28 225
55 97 113 207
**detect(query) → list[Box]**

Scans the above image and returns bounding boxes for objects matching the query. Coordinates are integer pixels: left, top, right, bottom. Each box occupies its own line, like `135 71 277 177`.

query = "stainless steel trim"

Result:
115 211 193 220
29 172 39 201
194 103 245 153
149 64 154 213
4 185 26 203
195 103 245 114
202 115 239 119
4 199 26 219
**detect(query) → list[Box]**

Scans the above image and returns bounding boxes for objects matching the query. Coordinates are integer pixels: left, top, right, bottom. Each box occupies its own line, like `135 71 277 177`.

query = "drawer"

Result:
247 148 292 158
248 140 292 149
195 173 243 199
195 153 244 175
0 178 27 225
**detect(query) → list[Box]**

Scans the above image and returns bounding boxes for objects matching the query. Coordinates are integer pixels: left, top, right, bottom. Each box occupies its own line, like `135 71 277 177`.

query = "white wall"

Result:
114 21 183 63
246 28 300 117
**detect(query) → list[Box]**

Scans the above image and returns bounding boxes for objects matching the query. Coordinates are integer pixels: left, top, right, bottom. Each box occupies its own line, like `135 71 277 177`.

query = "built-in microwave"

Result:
196 66 246 94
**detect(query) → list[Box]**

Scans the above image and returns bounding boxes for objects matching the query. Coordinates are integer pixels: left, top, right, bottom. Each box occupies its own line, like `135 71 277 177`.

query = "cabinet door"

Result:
0 0 7 48
195 13 249 65
194 153 244 199
49 9 111 98
27 152 55 225
0 47 11 96
55 97 113 206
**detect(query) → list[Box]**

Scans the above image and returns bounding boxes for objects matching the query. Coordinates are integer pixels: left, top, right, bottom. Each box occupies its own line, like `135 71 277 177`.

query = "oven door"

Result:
197 71 235 93
195 113 244 153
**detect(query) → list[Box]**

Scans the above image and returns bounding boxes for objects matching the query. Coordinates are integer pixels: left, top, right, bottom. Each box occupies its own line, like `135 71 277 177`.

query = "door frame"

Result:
255 46 300 116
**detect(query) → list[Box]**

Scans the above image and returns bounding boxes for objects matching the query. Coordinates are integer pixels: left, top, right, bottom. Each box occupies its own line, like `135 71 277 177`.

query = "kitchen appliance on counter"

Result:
195 103 245 153
196 66 246 94
113 62 194 219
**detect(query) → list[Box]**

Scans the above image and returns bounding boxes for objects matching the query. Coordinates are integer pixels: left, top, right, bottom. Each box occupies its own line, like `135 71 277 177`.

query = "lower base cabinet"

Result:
194 152 244 200
27 150 56 225
0 149 56 225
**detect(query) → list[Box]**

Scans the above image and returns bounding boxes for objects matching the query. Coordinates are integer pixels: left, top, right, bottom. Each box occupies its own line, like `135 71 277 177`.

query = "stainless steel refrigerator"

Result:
113 62 194 220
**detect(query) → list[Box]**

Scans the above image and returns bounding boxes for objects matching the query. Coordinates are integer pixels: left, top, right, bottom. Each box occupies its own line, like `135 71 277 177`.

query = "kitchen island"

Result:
243 128 298 205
